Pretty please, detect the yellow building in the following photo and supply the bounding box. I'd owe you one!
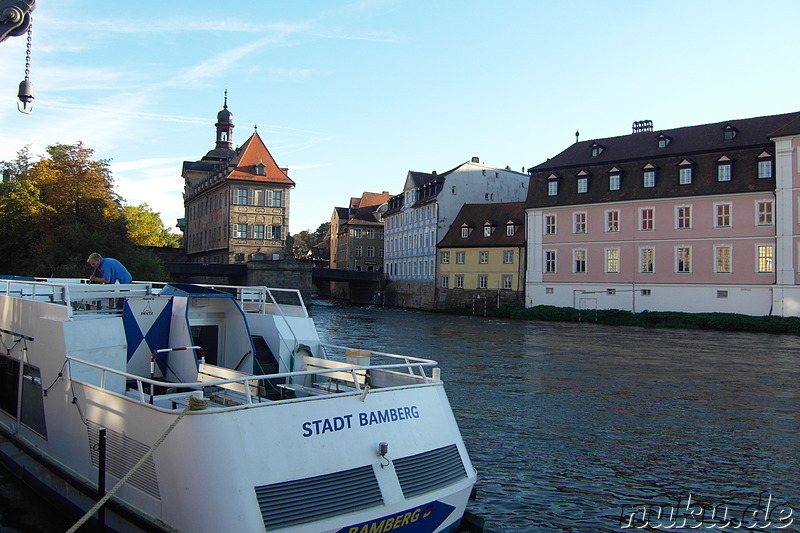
[436,202,526,310]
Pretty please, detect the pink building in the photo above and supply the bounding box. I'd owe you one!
[524,112,800,316]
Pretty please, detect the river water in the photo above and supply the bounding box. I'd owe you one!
[2,302,799,532]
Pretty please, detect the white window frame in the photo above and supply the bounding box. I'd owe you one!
[715,244,732,273]
[574,249,587,274]
[643,170,656,188]
[756,244,774,273]
[577,177,588,193]
[461,227,469,238]
[544,250,556,274]
[502,275,513,290]
[478,251,489,264]
[640,207,654,231]
[235,188,248,205]
[640,247,655,273]
[676,205,692,229]
[609,173,621,191]
[606,210,620,232]
[717,163,732,182]
[354,246,362,257]
[506,224,515,237]
[483,225,493,237]
[605,248,620,273]
[573,212,587,234]
[456,251,465,264]
[547,181,558,196]
[756,200,774,226]
[478,275,488,289]
[676,246,692,273]
[679,166,693,185]
[544,214,557,235]
[441,251,450,264]
[455,275,464,289]
[503,250,514,264]
[714,202,732,228]
[441,275,449,288]
[758,160,773,179]
[367,246,375,258]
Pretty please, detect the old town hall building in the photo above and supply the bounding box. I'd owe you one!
[180,95,295,263]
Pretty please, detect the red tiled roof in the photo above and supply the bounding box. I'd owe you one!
[226,132,295,186]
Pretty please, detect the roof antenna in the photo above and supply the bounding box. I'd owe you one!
[575,129,580,143]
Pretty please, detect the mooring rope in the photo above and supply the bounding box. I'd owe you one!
[65,399,201,533]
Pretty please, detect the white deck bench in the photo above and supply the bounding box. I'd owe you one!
[197,363,262,405]
[278,356,368,398]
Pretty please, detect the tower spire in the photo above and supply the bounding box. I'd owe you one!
[215,90,234,150]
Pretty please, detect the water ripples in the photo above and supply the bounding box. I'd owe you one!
[311,304,800,532]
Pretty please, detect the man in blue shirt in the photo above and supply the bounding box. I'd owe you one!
[87,253,133,284]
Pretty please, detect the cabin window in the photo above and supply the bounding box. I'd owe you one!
[0,354,47,438]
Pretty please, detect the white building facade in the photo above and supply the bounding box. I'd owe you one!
[384,158,529,309]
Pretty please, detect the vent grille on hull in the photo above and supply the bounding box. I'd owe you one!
[394,444,467,498]
[87,421,160,500]
[255,465,382,530]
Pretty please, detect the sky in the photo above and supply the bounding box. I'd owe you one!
[2,1,800,235]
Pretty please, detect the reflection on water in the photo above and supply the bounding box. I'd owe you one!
[310,303,800,532]
[3,302,799,532]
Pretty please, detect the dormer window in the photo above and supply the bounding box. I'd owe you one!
[678,160,693,185]
[590,143,604,157]
[546,173,559,196]
[608,167,621,191]
[577,170,589,193]
[722,125,738,141]
[461,225,472,238]
[255,162,266,176]
[506,223,516,237]
[657,134,671,148]
[717,156,732,182]
[757,152,773,178]
[483,223,494,237]
[643,163,656,188]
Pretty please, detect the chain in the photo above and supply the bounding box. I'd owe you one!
[24,22,31,80]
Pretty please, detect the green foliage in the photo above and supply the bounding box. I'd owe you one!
[1,143,175,279]
[0,180,54,273]
[292,222,330,256]
[121,247,171,282]
[472,305,800,336]
[122,203,180,247]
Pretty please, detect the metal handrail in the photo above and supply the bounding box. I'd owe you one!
[66,354,439,409]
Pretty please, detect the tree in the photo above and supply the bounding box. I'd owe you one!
[0,180,54,274]
[27,142,119,230]
[0,142,176,279]
[292,222,331,256]
[122,203,180,247]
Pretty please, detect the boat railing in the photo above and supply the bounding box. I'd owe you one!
[65,351,440,411]
[147,281,308,318]
[0,278,152,317]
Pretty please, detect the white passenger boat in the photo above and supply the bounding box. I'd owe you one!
[0,276,476,532]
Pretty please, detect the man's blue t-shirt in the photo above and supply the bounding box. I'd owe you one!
[100,257,132,284]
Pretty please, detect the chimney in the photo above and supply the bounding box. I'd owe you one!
[280,167,289,175]
[471,156,480,163]
[632,120,653,134]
